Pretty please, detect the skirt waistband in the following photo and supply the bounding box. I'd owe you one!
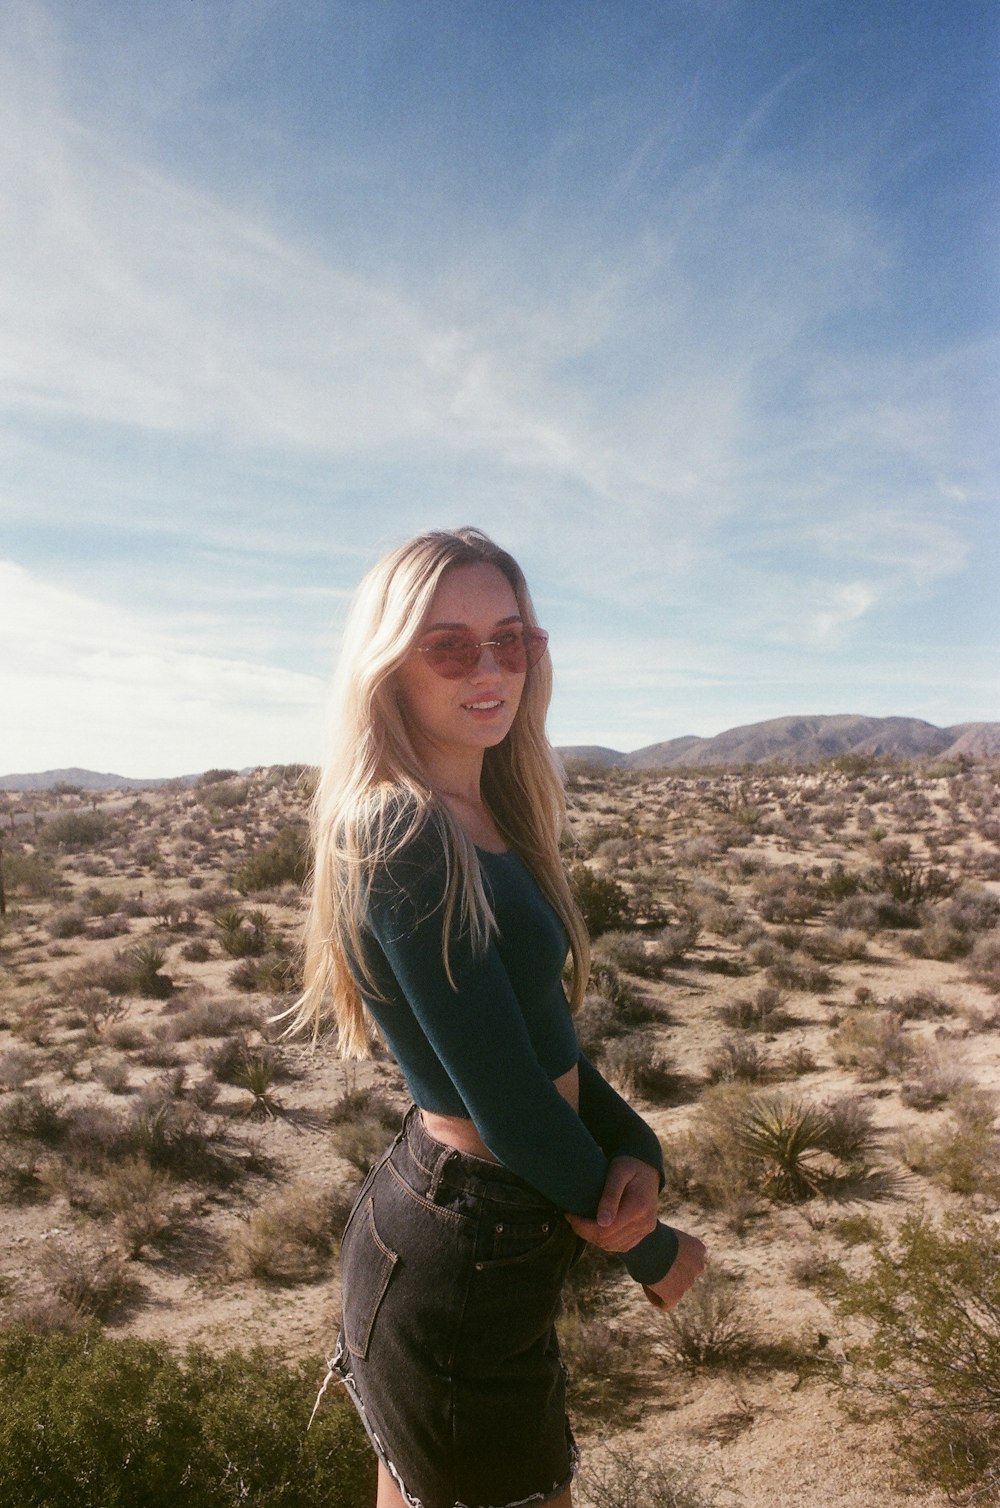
[396,1104,557,1215]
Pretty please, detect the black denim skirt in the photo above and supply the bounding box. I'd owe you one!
[322,1105,583,1508]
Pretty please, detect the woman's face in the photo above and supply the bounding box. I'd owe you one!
[394,563,527,766]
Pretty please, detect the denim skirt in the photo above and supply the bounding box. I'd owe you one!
[323,1106,583,1508]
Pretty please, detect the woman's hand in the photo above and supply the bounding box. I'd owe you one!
[565,1156,660,1252]
[641,1230,707,1311]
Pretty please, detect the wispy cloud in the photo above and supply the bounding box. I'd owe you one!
[1,561,326,773]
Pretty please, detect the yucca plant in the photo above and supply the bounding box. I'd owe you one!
[230,1050,284,1121]
[733,1094,832,1201]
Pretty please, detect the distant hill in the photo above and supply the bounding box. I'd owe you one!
[559,714,1000,772]
[0,767,200,793]
[3,716,998,791]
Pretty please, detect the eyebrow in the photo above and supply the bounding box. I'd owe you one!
[423,614,523,632]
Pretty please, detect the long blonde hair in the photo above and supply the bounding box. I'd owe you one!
[286,526,590,1055]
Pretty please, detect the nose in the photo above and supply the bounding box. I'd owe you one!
[469,642,503,679]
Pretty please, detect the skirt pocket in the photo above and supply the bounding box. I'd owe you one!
[342,1197,398,1360]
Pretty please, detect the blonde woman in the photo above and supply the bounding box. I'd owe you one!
[295,528,705,1508]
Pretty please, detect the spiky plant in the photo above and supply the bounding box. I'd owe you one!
[733,1094,832,1201]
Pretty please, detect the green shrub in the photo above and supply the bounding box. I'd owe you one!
[0,1327,374,1507]
[233,824,309,895]
[834,1212,1000,1502]
[569,865,631,937]
[38,812,117,851]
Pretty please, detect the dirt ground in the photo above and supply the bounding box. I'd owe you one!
[1,759,998,1506]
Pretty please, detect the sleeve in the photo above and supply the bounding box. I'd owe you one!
[365,829,678,1286]
[576,1052,666,1188]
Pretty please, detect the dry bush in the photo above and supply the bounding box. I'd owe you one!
[829,1010,913,1080]
[88,1155,184,1256]
[900,1045,972,1111]
[663,1268,754,1368]
[968,932,1000,993]
[705,1036,771,1085]
[39,1241,141,1320]
[557,1311,644,1418]
[0,1046,42,1090]
[581,1442,723,1508]
[228,1182,347,1282]
[898,1091,1000,1198]
[719,984,789,1032]
[601,1035,679,1104]
[328,1087,400,1174]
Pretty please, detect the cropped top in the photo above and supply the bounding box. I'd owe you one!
[356,818,679,1286]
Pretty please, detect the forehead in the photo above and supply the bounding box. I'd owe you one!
[425,562,519,625]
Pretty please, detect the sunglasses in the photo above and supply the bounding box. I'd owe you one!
[415,626,549,680]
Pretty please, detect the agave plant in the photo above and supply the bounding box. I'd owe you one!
[733,1093,832,1201]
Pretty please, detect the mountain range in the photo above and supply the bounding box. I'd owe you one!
[3,716,998,791]
[558,714,1000,771]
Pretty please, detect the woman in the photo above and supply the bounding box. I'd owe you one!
[293,527,705,1508]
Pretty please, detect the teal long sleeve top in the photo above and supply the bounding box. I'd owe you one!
[356,821,679,1286]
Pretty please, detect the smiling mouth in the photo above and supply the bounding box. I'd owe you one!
[462,699,503,711]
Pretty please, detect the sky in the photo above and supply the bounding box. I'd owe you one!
[1,0,997,777]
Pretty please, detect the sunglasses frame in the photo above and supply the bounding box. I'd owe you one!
[415,626,549,680]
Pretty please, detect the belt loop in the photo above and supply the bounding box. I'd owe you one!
[427,1146,452,1202]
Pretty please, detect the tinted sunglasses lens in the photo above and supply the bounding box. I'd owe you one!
[421,640,476,677]
[419,628,549,679]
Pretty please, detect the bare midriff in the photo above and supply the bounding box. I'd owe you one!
[420,1061,580,1163]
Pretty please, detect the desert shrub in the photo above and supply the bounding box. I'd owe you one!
[48,906,87,939]
[753,867,821,923]
[657,913,699,962]
[834,1211,1000,1502]
[215,905,270,958]
[2,850,60,898]
[230,952,300,994]
[228,1183,343,1283]
[830,893,884,933]
[228,1049,288,1121]
[200,777,250,816]
[593,931,659,978]
[556,1311,643,1417]
[0,1047,42,1090]
[887,987,952,1020]
[89,1156,182,1257]
[820,863,863,900]
[705,1036,770,1085]
[719,985,788,1032]
[328,1088,400,1174]
[829,1010,913,1080]
[0,1088,69,1146]
[820,1095,879,1167]
[38,811,117,851]
[171,997,261,1041]
[900,1049,971,1111]
[0,1327,374,1507]
[94,1059,131,1096]
[63,951,136,998]
[181,938,213,962]
[765,952,833,994]
[38,1242,140,1321]
[569,865,631,937]
[863,842,955,907]
[799,926,868,962]
[899,1092,1000,1197]
[581,1442,722,1508]
[601,1035,678,1103]
[782,1044,819,1076]
[968,932,1000,993]
[233,823,309,895]
[664,1268,754,1368]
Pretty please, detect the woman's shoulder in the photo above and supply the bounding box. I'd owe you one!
[354,785,446,873]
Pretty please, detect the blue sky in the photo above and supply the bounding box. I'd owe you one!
[1,0,996,776]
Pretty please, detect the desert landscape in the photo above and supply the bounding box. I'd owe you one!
[1,745,998,1506]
